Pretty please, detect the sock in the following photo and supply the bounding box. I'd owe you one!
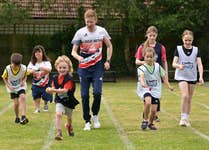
[181,113,187,120]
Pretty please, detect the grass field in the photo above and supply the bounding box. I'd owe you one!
[0,79,209,150]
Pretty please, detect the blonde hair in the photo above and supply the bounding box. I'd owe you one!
[182,29,194,38]
[84,9,97,21]
[142,26,158,55]
[143,47,156,64]
[54,55,73,74]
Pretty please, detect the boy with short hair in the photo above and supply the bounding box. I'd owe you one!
[2,53,29,124]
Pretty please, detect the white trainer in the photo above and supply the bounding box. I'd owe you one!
[184,119,191,127]
[34,109,40,114]
[83,122,91,131]
[93,115,101,128]
[179,119,186,126]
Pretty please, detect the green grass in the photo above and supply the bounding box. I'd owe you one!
[0,79,209,150]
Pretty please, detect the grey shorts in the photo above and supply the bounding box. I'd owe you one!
[56,103,73,117]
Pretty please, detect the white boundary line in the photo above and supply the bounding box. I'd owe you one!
[0,102,13,116]
[0,90,31,116]
[194,101,209,110]
[102,96,135,150]
[166,91,209,141]
[161,109,209,141]
[42,118,56,150]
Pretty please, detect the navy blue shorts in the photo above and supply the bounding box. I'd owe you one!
[178,80,196,84]
[10,89,26,99]
[31,84,52,102]
[143,93,159,105]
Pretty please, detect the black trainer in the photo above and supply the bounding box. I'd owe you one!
[148,124,157,130]
[15,117,20,123]
[141,120,148,130]
[20,117,29,125]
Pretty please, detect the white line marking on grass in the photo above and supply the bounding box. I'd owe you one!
[194,101,209,110]
[102,97,135,150]
[133,89,209,141]
[0,91,31,116]
[42,118,56,150]
[165,91,209,141]
[161,109,209,142]
[0,102,13,116]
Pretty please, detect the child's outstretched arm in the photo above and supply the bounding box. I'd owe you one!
[139,74,147,88]
[162,75,174,91]
[46,87,68,94]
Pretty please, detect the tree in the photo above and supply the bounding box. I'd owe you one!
[94,0,209,74]
[0,1,28,24]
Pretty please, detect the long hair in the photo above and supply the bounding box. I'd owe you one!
[142,26,158,56]
[30,45,50,65]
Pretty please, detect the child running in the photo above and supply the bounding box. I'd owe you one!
[27,45,52,113]
[137,47,173,130]
[172,29,204,127]
[135,25,168,122]
[46,55,79,140]
[2,53,29,124]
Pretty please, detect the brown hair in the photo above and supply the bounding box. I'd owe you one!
[11,53,23,65]
[84,9,97,21]
[54,55,73,74]
[142,26,158,56]
[30,45,50,65]
[182,29,194,39]
[143,47,156,64]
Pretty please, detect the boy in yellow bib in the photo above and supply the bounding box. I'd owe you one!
[2,53,29,125]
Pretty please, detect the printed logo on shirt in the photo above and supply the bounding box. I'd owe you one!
[146,80,157,87]
[182,62,193,70]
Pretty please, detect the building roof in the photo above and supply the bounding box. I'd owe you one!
[11,0,95,19]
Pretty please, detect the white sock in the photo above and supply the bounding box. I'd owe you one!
[181,113,187,120]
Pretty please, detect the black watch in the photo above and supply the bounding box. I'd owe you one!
[106,60,110,63]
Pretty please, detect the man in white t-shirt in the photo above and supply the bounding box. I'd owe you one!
[71,9,113,131]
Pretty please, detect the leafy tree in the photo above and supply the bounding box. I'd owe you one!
[94,0,209,74]
[0,1,28,24]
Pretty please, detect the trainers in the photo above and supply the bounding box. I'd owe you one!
[34,109,40,113]
[20,117,29,125]
[15,117,20,123]
[154,115,160,122]
[43,105,48,112]
[83,122,91,131]
[65,123,74,137]
[179,119,186,127]
[92,115,101,128]
[55,131,63,140]
[180,119,191,127]
[148,124,157,130]
[141,120,148,130]
[185,119,191,127]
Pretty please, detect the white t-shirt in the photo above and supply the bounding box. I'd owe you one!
[71,25,111,68]
[27,61,52,87]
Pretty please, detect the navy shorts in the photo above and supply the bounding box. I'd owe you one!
[31,84,52,102]
[10,89,26,99]
[178,80,196,84]
[143,93,159,105]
